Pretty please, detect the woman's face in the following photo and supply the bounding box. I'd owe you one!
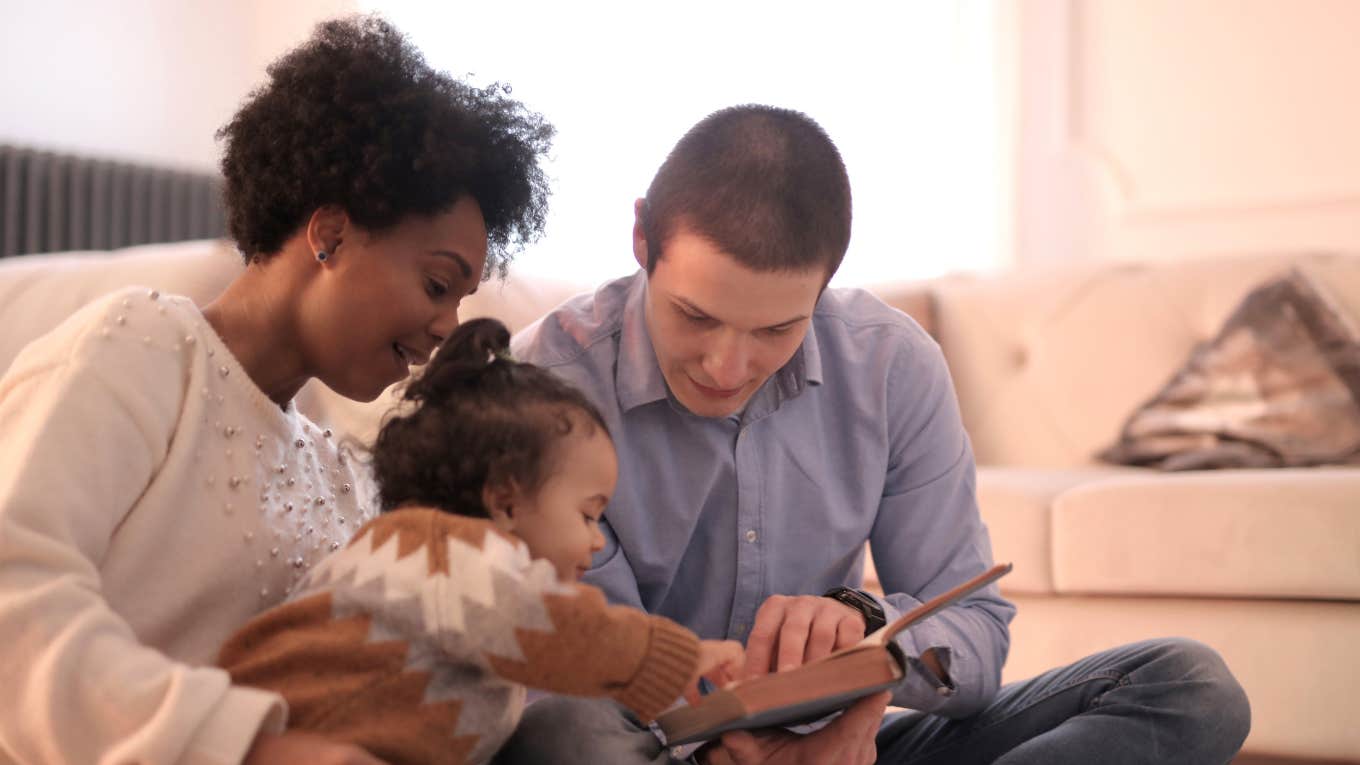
[301,195,490,402]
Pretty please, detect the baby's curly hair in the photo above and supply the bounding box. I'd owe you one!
[372,318,610,517]
[217,15,553,276]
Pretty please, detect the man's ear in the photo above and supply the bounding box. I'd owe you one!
[482,481,518,533]
[305,205,347,260]
[632,198,649,272]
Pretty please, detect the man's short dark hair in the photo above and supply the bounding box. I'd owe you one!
[641,104,852,279]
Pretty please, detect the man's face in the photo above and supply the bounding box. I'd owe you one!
[638,223,825,418]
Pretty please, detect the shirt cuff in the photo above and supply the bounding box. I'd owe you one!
[873,593,958,711]
[868,590,902,629]
[180,685,287,765]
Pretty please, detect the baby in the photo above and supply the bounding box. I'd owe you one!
[219,318,742,764]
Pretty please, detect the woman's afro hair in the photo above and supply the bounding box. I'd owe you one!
[217,15,554,276]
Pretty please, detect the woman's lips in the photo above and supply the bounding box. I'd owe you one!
[392,343,431,367]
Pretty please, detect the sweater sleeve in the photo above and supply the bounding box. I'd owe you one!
[0,307,284,764]
[433,527,700,723]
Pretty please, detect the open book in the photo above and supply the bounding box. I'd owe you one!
[657,562,1013,746]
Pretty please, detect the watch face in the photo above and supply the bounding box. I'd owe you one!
[852,590,881,614]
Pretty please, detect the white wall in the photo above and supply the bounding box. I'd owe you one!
[2,1,1014,285]
[1016,0,1360,265]
[376,0,1014,287]
[0,0,358,171]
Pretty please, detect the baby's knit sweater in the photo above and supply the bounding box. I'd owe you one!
[219,507,700,765]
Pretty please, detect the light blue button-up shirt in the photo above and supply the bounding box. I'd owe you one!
[512,271,1014,716]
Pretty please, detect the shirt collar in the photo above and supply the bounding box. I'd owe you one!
[616,274,671,412]
[746,304,824,422]
[614,273,827,415]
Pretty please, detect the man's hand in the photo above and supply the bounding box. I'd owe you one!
[243,730,389,765]
[685,639,746,705]
[698,691,890,765]
[742,595,866,680]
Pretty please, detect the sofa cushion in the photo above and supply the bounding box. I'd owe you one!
[1050,467,1360,600]
[975,466,1135,594]
[931,251,1360,467]
[0,240,243,375]
[1099,268,1360,469]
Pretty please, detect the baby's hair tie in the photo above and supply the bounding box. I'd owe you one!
[494,348,516,363]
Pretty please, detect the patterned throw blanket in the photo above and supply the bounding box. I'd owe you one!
[1100,268,1360,470]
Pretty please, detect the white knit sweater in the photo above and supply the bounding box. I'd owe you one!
[0,287,374,765]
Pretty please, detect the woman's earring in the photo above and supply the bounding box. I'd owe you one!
[316,250,329,263]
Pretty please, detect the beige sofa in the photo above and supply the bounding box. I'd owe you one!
[918,252,1360,763]
[1,242,1355,762]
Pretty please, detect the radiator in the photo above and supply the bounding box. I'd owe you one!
[0,145,226,259]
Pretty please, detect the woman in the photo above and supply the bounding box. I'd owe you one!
[0,16,551,765]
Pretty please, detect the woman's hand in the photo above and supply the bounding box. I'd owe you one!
[243,730,390,765]
[685,639,747,704]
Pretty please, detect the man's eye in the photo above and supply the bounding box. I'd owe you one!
[426,278,449,299]
[763,325,793,336]
[681,310,711,325]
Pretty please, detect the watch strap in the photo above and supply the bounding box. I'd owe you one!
[822,586,887,634]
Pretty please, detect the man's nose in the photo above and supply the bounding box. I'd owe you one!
[703,332,749,389]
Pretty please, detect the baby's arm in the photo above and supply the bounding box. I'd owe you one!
[486,574,744,722]
[423,518,742,722]
[222,511,734,732]
[443,546,703,723]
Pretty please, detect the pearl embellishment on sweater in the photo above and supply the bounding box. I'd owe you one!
[88,289,371,614]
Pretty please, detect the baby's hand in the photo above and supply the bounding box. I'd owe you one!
[686,639,746,705]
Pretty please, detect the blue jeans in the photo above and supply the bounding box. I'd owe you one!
[495,638,1250,765]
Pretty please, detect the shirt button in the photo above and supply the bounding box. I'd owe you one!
[744,529,758,543]
[671,747,685,758]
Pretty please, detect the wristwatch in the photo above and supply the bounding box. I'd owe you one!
[822,586,887,634]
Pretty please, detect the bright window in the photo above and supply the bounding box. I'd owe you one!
[372,1,1009,287]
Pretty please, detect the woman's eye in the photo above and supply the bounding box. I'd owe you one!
[425,277,449,299]
[763,325,792,336]
[682,311,711,325]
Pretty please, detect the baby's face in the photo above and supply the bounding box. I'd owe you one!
[511,424,617,581]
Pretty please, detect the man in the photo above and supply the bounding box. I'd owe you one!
[501,105,1249,765]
